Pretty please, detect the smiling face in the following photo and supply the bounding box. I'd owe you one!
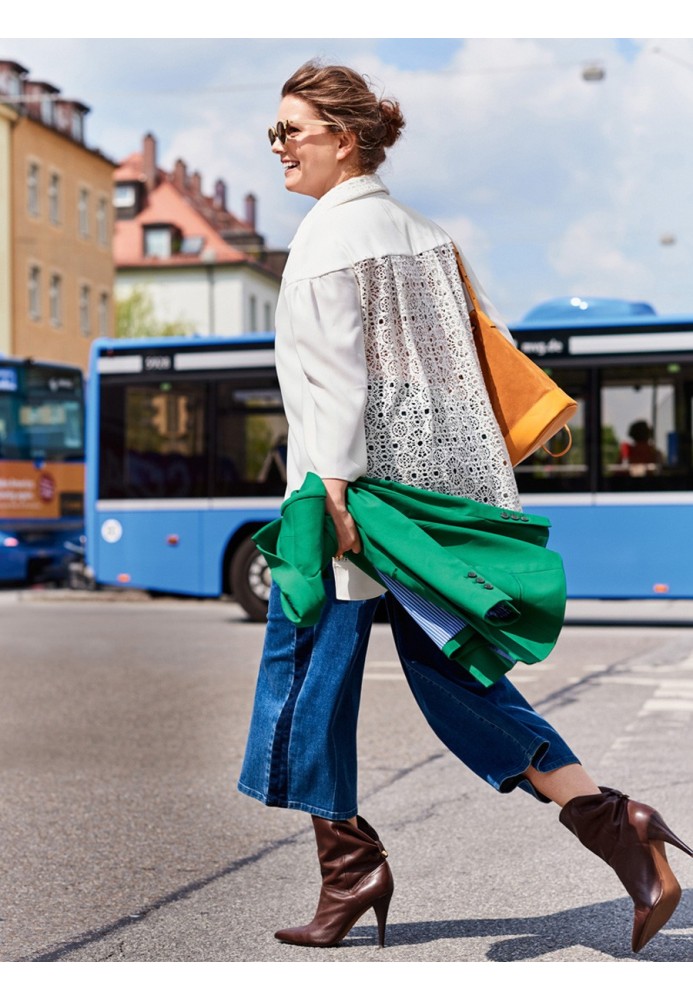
[271,95,359,200]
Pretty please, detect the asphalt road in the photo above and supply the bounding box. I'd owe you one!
[1,589,692,965]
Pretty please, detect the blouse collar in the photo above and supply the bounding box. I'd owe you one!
[289,174,389,247]
[317,173,389,209]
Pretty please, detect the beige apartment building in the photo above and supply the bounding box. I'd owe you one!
[1,59,115,370]
[0,101,18,355]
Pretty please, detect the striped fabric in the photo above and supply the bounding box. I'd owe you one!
[378,571,516,668]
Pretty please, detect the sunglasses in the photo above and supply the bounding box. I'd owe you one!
[268,119,335,146]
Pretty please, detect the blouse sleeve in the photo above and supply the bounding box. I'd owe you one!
[283,267,369,482]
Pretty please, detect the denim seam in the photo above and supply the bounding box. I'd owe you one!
[325,622,369,814]
[265,622,314,806]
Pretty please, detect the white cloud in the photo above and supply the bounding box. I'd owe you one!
[6,37,693,320]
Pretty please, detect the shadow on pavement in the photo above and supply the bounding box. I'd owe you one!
[338,890,693,961]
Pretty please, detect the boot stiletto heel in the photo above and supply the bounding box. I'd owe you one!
[373,891,392,948]
[648,812,693,857]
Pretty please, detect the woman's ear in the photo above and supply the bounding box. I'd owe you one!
[336,130,358,162]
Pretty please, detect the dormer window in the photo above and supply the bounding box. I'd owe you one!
[143,224,181,259]
[180,235,205,255]
[0,60,27,104]
[114,182,143,220]
[54,98,89,145]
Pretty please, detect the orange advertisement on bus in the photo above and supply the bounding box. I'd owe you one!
[0,460,84,520]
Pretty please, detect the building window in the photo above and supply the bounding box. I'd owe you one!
[48,172,61,225]
[249,295,257,332]
[78,188,89,238]
[96,196,108,245]
[98,292,109,337]
[79,284,91,336]
[263,302,272,331]
[143,225,179,259]
[28,265,41,320]
[49,274,62,327]
[114,182,142,220]
[70,108,85,143]
[40,96,54,127]
[27,162,40,217]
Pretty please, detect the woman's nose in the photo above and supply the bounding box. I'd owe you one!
[271,136,285,153]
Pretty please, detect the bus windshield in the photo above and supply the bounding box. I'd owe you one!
[0,364,84,462]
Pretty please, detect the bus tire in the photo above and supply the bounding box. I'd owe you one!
[230,536,271,622]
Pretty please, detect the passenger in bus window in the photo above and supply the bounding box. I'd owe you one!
[620,420,664,476]
[237,61,692,954]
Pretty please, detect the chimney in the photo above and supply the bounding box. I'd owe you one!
[143,132,157,192]
[213,179,227,212]
[190,170,202,197]
[173,158,187,189]
[245,192,257,231]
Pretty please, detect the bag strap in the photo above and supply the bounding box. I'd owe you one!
[543,425,573,459]
[453,246,483,318]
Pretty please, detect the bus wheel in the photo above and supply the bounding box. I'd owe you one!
[230,536,271,621]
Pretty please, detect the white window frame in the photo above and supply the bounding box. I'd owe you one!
[49,273,63,328]
[28,264,41,320]
[96,195,108,245]
[48,171,61,226]
[78,187,90,238]
[27,161,40,217]
[79,283,91,336]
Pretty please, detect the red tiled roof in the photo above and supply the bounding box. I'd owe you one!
[114,150,265,270]
[114,177,256,267]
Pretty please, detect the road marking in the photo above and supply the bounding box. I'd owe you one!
[366,674,406,681]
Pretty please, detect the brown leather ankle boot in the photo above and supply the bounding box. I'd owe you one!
[559,786,693,952]
[274,814,394,947]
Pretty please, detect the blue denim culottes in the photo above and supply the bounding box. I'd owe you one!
[237,577,579,820]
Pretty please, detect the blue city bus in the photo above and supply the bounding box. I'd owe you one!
[86,335,283,618]
[513,298,693,601]
[86,305,693,618]
[1,356,85,584]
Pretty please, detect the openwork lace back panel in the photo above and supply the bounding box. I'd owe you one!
[354,242,520,510]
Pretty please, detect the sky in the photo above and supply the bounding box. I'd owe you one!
[4,21,693,325]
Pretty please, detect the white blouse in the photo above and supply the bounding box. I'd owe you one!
[274,174,520,597]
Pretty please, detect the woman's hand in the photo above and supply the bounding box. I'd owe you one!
[322,478,362,558]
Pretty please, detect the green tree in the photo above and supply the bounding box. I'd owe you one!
[115,287,194,339]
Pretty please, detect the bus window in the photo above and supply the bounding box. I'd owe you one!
[600,366,682,488]
[213,381,288,497]
[100,381,208,499]
[513,373,589,492]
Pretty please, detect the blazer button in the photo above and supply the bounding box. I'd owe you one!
[501,512,510,519]
[467,571,477,578]
[475,577,486,584]
[484,583,493,589]
[521,515,530,522]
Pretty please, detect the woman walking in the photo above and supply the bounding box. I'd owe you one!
[238,60,692,952]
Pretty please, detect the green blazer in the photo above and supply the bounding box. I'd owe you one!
[253,473,566,687]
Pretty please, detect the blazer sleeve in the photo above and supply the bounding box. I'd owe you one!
[283,268,369,482]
